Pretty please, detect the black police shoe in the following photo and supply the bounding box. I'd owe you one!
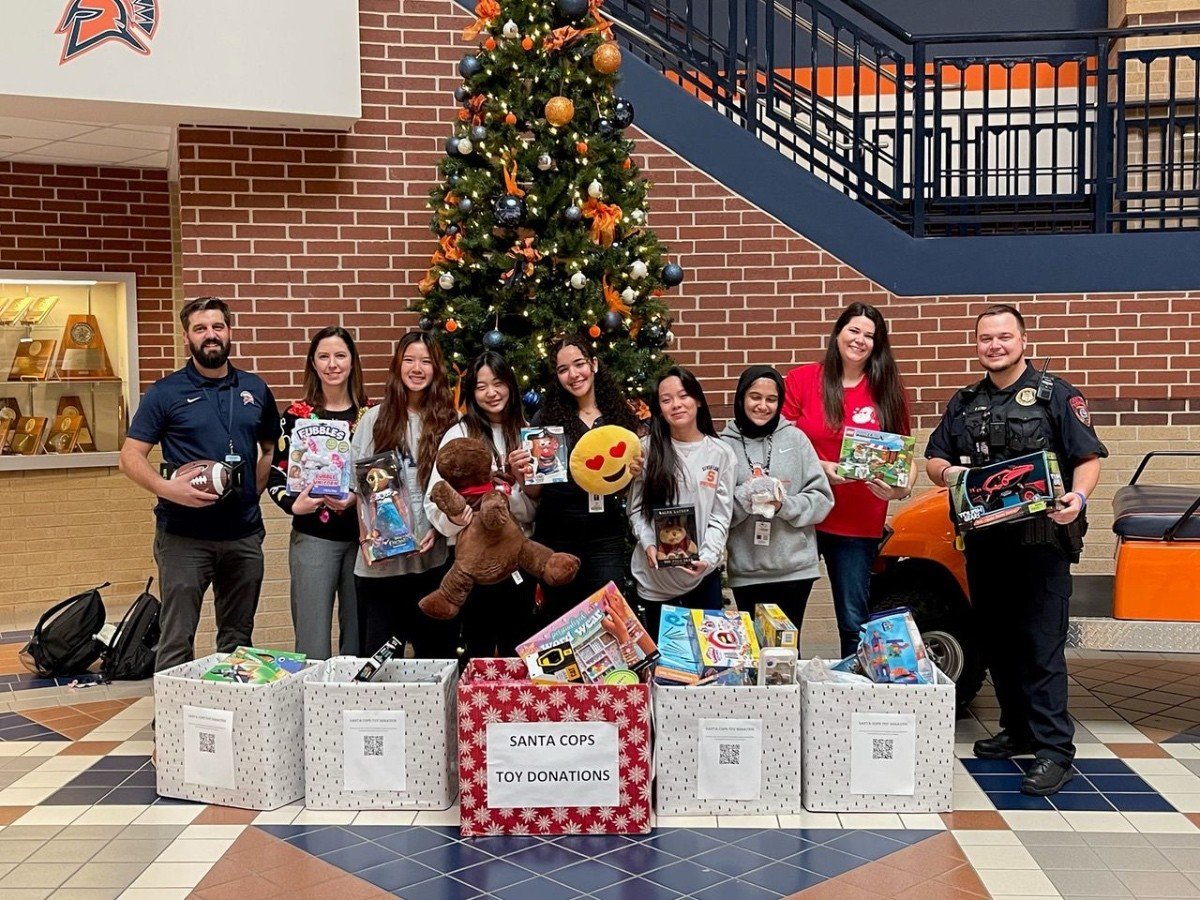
[973,731,1037,759]
[1021,758,1074,796]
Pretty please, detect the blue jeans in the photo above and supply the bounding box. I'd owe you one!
[817,532,879,658]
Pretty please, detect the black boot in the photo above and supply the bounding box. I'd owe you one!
[1021,758,1074,796]
[973,731,1037,760]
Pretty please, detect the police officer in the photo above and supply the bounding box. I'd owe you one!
[120,296,281,672]
[925,304,1106,796]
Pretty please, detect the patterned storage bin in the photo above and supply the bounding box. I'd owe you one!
[303,657,458,810]
[801,666,956,812]
[154,653,317,810]
[653,683,802,816]
[457,658,652,837]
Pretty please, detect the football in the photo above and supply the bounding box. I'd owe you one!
[172,459,234,497]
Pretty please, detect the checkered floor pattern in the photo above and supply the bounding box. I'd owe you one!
[4,642,1200,897]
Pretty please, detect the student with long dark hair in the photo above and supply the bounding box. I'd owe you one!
[628,366,736,638]
[269,326,370,659]
[525,335,644,622]
[721,365,833,650]
[351,331,459,658]
[425,351,536,658]
[783,302,914,657]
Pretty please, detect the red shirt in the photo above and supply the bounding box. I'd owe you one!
[782,362,907,539]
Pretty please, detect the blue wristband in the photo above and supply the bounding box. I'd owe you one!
[1072,491,1087,508]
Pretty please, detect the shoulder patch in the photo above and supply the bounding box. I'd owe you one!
[1069,395,1092,427]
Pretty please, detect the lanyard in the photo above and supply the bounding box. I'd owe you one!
[739,433,772,475]
[203,379,237,456]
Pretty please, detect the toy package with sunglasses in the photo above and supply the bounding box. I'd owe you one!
[354,450,418,564]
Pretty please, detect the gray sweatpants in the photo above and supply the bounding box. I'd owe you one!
[288,530,358,659]
[153,527,265,672]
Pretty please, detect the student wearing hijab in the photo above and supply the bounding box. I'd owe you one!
[721,366,834,645]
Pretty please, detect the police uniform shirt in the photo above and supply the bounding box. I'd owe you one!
[128,359,282,540]
[925,361,1108,492]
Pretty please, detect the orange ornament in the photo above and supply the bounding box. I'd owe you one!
[545,96,575,127]
[504,112,517,125]
[575,141,588,155]
[593,41,622,74]
[521,36,534,51]
[445,318,459,333]
[621,157,631,169]
[588,324,602,338]
[458,109,469,121]
[484,37,496,51]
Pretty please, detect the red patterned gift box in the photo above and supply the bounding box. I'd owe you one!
[457,658,652,837]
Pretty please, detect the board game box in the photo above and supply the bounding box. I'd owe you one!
[653,604,703,685]
[521,425,568,484]
[201,646,307,684]
[836,427,916,487]
[287,418,353,498]
[949,450,1063,533]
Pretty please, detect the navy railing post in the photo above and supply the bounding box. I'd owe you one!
[912,41,927,237]
[727,0,740,107]
[744,0,760,136]
[1093,37,1114,233]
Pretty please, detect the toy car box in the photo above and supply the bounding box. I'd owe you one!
[949,450,1063,533]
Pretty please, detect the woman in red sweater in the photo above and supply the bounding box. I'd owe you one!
[783,302,914,657]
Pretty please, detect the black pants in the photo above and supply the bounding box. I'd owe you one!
[354,562,460,660]
[732,579,815,652]
[965,533,1075,765]
[640,570,724,640]
[534,535,628,626]
[461,571,538,661]
[153,527,265,672]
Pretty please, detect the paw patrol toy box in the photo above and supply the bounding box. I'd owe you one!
[949,450,1063,534]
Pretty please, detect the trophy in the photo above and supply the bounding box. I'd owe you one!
[55,315,115,379]
[0,297,33,327]
[19,296,58,326]
[45,413,83,453]
[8,339,57,381]
[10,416,47,455]
[0,398,18,453]
[56,396,96,452]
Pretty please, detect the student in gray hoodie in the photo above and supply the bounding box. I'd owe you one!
[721,366,834,647]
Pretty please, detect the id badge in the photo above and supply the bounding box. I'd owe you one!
[588,493,604,513]
[754,520,771,547]
[512,571,524,585]
[224,454,242,467]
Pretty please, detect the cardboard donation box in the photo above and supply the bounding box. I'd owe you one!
[653,683,802,815]
[457,658,652,836]
[303,658,458,810]
[801,665,955,812]
[154,654,317,809]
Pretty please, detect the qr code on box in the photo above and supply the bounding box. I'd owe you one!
[363,734,384,757]
[200,732,215,754]
[872,738,894,760]
[719,743,741,766]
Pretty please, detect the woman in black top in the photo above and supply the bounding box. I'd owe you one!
[268,326,369,659]
[524,334,643,623]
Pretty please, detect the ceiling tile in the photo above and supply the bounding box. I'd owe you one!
[78,127,172,151]
[0,117,100,141]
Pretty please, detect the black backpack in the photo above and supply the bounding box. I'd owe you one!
[20,583,108,677]
[101,578,161,682]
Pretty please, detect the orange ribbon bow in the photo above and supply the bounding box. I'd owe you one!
[602,274,630,316]
[502,159,526,198]
[418,269,439,295]
[582,197,622,246]
[505,237,542,277]
[463,0,500,40]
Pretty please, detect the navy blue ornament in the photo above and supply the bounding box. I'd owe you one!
[445,136,461,155]
[565,205,583,222]
[459,55,482,78]
[661,263,685,286]
[556,0,589,22]
[613,98,635,129]
[458,197,474,213]
[642,323,666,347]
[454,86,470,103]
[470,125,487,142]
[602,310,624,334]
[483,328,505,350]
[419,316,434,331]
[448,173,461,185]
[523,388,542,410]
[493,194,526,227]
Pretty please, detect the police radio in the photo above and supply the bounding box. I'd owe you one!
[1035,357,1055,404]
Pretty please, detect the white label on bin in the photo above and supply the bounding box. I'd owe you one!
[182,705,235,790]
[343,710,406,792]
[486,721,619,809]
[850,712,916,795]
[697,718,763,800]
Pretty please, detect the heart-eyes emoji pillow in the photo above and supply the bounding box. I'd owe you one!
[569,425,642,495]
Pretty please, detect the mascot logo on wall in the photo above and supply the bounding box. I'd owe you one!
[57,0,158,64]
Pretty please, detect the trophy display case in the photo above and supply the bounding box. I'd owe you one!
[0,275,137,468]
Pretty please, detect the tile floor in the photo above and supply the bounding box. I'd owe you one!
[4,639,1200,897]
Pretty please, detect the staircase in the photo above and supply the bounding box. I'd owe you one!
[603,0,1200,236]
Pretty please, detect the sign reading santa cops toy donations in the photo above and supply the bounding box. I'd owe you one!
[487,722,619,808]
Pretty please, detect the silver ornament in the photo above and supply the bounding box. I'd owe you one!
[587,180,603,199]
[438,272,455,290]
[537,154,553,171]
[621,287,636,304]
[457,138,474,155]
[502,20,519,38]
[629,260,648,280]
[570,272,588,289]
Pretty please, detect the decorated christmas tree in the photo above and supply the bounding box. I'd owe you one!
[414,0,684,406]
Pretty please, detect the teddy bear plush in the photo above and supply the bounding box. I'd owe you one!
[418,438,580,619]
